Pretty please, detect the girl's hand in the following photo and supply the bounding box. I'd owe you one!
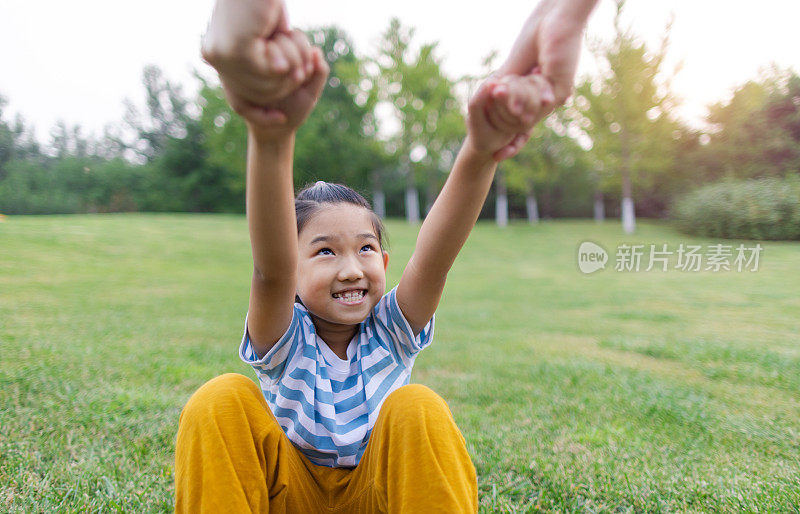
[465,73,554,161]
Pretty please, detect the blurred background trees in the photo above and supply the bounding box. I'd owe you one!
[1,7,798,239]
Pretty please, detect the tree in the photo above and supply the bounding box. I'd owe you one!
[574,0,681,231]
[197,26,385,213]
[197,76,249,208]
[122,65,192,163]
[699,66,800,181]
[369,18,463,223]
[504,114,592,222]
[294,27,386,197]
[0,96,41,177]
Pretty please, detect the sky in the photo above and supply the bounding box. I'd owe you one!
[1,0,799,143]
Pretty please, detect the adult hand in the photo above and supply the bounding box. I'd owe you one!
[247,43,330,140]
[201,0,312,111]
[497,0,598,107]
[467,74,552,161]
[489,0,597,158]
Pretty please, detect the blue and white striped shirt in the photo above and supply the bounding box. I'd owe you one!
[239,285,435,468]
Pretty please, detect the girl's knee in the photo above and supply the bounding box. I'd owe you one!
[179,373,262,426]
[382,384,452,421]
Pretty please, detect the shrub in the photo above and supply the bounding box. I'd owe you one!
[672,175,800,240]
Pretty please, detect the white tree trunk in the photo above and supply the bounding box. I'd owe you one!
[594,192,605,222]
[495,169,508,227]
[405,186,419,224]
[622,196,636,234]
[373,189,385,219]
[526,194,539,223]
[496,192,508,227]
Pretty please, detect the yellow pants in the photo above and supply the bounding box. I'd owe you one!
[174,373,478,513]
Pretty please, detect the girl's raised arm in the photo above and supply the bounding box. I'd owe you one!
[395,143,498,337]
[239,41,329,358]
[246,134,299,358]
[397,76,551,336]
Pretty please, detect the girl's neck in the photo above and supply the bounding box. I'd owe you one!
[309,313,359,360]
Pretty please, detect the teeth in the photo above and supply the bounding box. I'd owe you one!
[334,290,365,302]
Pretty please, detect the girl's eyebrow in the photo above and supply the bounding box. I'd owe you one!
[309,233,377,245]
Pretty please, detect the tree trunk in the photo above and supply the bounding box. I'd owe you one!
[371,169,385,219]
[620,132,636,234]
[373,189,386,220]
[495,168,508,227]
[525,178,539,223]
[402,160,419,224]
[593,190,605,222]
[405,186,419,224]
[425,168,438,216]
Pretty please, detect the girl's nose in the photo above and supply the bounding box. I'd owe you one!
[338,255,365,281]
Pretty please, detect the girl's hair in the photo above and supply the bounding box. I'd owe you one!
[295,181,387,250]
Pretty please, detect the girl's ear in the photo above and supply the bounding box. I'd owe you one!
[382,250,389,271]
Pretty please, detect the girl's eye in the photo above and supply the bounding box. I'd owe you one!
[361,245,375,253]
[317,248,334,256]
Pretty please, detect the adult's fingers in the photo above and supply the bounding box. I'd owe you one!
[263,38,289,74]
[272,33,306,83]
[485,97,518,134]
[289,29,315,77]
[491,83,524,128]
[505,73,556,126]
[527,73,556,113]
[304,47,330,100]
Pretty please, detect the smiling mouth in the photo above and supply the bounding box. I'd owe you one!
[332,290,366,304]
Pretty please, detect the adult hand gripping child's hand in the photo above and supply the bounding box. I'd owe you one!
[202,0,316,126]
[243,33,329,140]
[465,72,553,162]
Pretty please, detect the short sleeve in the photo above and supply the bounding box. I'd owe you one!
[239,305,303,382]
[374,286,435,361]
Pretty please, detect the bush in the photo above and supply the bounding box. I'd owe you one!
[672,175,800,240]
[0,157,147,214]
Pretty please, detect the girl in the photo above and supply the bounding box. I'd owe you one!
[176,30,552,513]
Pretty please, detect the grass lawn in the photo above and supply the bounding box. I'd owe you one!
[1,214,799,512]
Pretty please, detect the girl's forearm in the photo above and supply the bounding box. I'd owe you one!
[246,132,298,282]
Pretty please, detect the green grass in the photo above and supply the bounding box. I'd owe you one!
[2,214,799,512]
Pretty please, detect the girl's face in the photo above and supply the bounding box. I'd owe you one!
[296,203,389,328]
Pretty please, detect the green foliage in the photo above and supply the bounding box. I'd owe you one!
[369,19,464,198]
[0,156,144,214]
[697,67,800,181]
[0,95,41,176]
[672,176,800,240]
[504,116,595,218]
[123,65,192,163]
[197,78,248,205]
[572,0,683,216]
[294,27,387,194]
